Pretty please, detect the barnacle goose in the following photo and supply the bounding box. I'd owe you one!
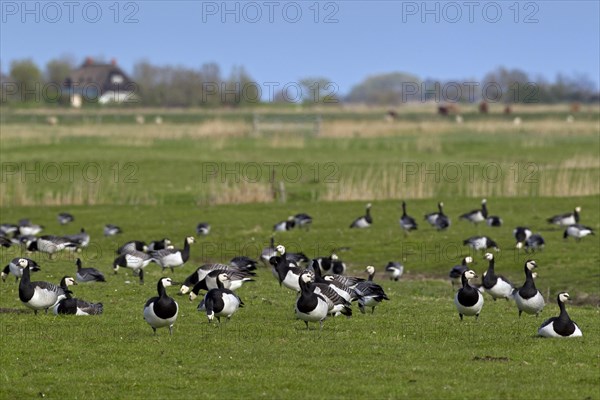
[64,228,90,248]
[311,261,357,303]
[294,213,313,230]
[53,283,103,316]
[230,256,258,271]
[57,212,75,225]
[75,258,106,283]
[150,236,195,272]
[460,199,488,224]
[538,292,582,338]
[425,202,450,230]
[350,203,372,228]
[486,216,503,227]
[312,254,347,275]
[481,253,513,301]
[198,273,244,323]
[180,264,229,294]
[188,269,255,301]
[353,266,389,314]
[514,260,545,317]
[147,238,171,251]
[547,207,580,226]
[513,227,533,248]
[2,257,41,282]
[116,240,148,254]
[274,216,296,232]
[563,224,594,241]
[272,245,304,292]
[454,269,484,320]
[19,263,75,314]
[143,278,179,335]
[310,280,353,317]
[525,234,545,252]
[113,250,154,284]
[449,256,473,288]
[27,235,78,256]
[295,270,330,330]
[196,223,211,236]
[0,223,18,236]
[385,262,404,281]
[399,201,418,232]
[103,224,122,236]
[463,236,499,252]
[18,219,44,236]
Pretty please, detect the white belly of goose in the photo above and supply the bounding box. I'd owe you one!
[156,253,183,268]
[515,292,545,315]
[26,288,64,310]
[486,279,513,300]
[296,297,329,322]
[353,218,370,228]
[282,271,301,292]
[144,302,179,329]
[218,293,241,318]
[538,321,582,338]
[454,292,484,316]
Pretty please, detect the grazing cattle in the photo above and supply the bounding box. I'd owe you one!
[479,101,488,113]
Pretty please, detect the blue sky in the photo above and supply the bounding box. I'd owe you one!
[1,1,599,95]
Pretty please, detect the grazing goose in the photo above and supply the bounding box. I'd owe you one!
[103,224,122,237]
[230,256,258,271]
[547,207,580,226]
[272,245,304,292]
[486,216,503,227]
[260,237,277,267]
[54,296,103,316]
[0,223,18,236]
[147,238,171,251]
[179,264,230,294]
[460,199,488,224]
[311,261,357,303]
[57,212,74,225]
[525,234,545,252]
[353,266,389,314]
[75,258,106,283]
[350,203,372,229]
[198,273,244,323]
[64,228,90,248]
[113,250,154,284]
[538,292,582,338]
[563,224,594,241]
[196,223,211,236]
[274,216,296,232]
[19,264,74,314]
[399,201,418,233]
[463,236,499,252]
[514,260,545,317]
[449,256,474,288]
[294,213,313,231]
[143,277,179,335]
[149,236,195,272]
[116,240,148,254]
[310,281,353,317]
[27,235,78,256]
[425,202,450,230]
[481,253,513,301]
[18,219,44,236]
[312,254,347,276]
[2,257,41,282]
[188,269,255,301]
[454,270,484,320]
[513,227,533,248]
[385,262,404,281]
[295,271,330,330]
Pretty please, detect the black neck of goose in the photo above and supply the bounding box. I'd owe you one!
[462,258,469,266]
[181,239,190,262]
[216,276,225,289]
[276,252,288,283]
[21,266,30,284]
[366,206,371,219]
[270,237,274,248]
[312,260,324,281]
[523,266,537,290]
[574,209,579,222]
[368,271,375,282]
[481,202,488,217]
[557,297,570,321]
[157,280,166,297]
[76,259,82,271]
[461,273,471,288]
[486,258,495,276]
[438,203,444,215]
[402,202,407,216]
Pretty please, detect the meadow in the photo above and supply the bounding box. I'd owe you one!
[0,105,599,399]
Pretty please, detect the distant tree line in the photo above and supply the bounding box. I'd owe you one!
[1,57,597,107]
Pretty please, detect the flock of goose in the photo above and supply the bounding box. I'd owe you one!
[1,200,593,338]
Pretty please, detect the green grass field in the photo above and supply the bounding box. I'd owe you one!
[1,107,599,399]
